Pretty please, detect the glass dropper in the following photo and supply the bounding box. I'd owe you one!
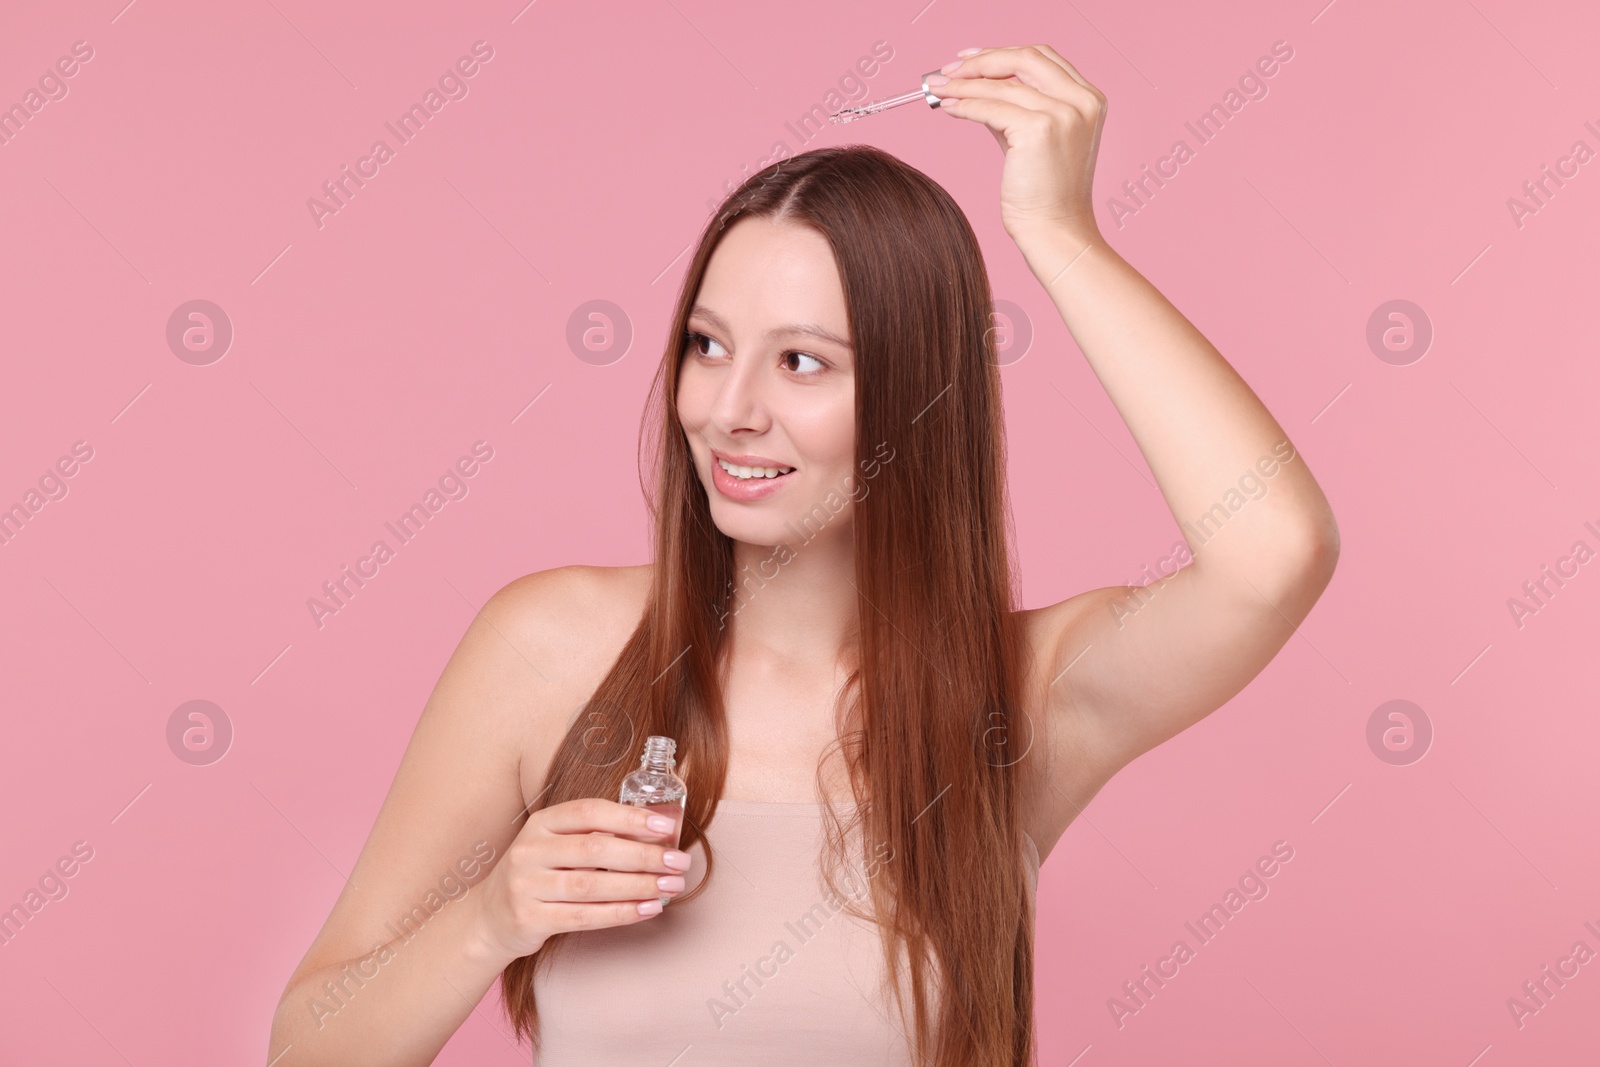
[829,69,946,125]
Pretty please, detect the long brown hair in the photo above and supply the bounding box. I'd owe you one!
[502,144,1038,1066]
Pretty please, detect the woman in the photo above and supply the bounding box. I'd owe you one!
[269,44,1339,1067]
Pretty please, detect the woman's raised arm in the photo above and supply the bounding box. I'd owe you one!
[934,45,1339,788]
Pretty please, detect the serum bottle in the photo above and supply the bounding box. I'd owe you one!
[618,735,688,906]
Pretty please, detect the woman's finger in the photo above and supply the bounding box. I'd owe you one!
[959,43,1097,95]
[936,91,1052,147]
[538,865,686,903]
[548,899,669,930]
[933,73,1063,118]
[538,796,677,840]
[946,45,1096,109]
[547,830,689,875]
[1025,43,1097,93]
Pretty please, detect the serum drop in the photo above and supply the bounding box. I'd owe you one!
[618,735,688,906]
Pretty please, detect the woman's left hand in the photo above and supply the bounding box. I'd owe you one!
[931,44,1107,248]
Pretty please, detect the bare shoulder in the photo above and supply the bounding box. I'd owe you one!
[1014,586,1130,861]
[273,562,653,1011]
[487,563,653,663]
[489,563,655,800]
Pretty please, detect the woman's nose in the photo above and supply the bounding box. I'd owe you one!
[707,359,770,433]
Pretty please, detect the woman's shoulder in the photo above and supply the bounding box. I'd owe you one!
[493,562,652,618]
[485,565,656,792]
[485,563,654,686]
[492,559,651,627]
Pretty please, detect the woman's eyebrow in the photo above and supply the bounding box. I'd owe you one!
[690,305,853,351]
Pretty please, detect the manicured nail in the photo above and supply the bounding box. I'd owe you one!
[926,72,951,86]
[646,814,674,832]
[638,899,663,915]
[956,47,984,57]
[657,875,686,892]
[939,59,962,75]
[663,851,692,870]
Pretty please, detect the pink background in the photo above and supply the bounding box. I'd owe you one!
[2,0,1597,1063]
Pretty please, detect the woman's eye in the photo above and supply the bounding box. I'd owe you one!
[784,351,826,375]
[685,331,825,376]
[686,331,727,358]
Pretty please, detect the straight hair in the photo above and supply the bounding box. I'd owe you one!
[501,144,1038,1067]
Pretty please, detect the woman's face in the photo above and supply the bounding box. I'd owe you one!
[676,216,858,548]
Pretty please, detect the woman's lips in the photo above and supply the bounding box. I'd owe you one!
[710,460,796,501]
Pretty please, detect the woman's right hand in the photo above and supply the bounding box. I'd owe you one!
[468,797,691,962]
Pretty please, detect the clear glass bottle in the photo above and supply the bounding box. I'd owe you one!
[618,735,688,906]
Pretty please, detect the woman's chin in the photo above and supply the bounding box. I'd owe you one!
[707,512,789,547]
[707,505,854,551]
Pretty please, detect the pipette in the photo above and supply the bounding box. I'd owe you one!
[829,69,947,125]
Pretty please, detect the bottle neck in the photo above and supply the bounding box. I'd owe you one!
[641,736,676,772]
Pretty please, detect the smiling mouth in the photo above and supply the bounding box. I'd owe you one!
[715,458,796,480]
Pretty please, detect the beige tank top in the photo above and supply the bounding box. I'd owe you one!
[530,798,1041,1066]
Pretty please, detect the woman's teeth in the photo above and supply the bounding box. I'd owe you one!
[717,459,795,480]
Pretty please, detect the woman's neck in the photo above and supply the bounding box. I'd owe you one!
[725,529,859,669]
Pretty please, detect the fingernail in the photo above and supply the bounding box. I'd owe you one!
[638,899,663,915]
[956,46,984,57]
[657,875,686,892]
[646,815,674,832]
[939,60,962,75]
[926,72,951,86]
[663,851,691,870]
